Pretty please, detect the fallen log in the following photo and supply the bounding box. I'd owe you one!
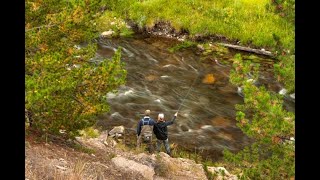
[218,43,273,57]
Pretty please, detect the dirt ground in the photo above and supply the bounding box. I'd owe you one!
[25,134,144,180]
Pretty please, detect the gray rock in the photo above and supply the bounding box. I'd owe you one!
[108,126,125,138]
[290,93,295,99]
[112,156,155,180]
[279,88,287,95]
[197,44,205,51]
[180,125,189,132]
[110,112,123,121]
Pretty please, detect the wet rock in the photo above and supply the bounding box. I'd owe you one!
[279,88,287,95]
[217,131,233,141]
[211,116,232,127]
[111,156,155,180]
[110,112,123,121]
[289,93,295,99]
[197,44,205,51]
[202,74,216,84]
[145,75,158,81]
[101,30,114,38]
[180,125,189,132]
[237,86,244,97]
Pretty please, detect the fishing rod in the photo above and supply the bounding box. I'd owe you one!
[135,74,200,116]
[177,74,199,112]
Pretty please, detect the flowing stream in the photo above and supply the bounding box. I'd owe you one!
[94,34,295,161]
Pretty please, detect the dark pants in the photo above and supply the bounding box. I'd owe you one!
[156,139,171,156]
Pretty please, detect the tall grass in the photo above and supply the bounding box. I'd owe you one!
[105,0,294,51]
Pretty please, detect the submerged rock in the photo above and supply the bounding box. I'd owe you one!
[237,87,244,97]
[145,75,158,81]
[202,74,216,84]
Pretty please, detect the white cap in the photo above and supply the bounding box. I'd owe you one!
[158,113,164,120]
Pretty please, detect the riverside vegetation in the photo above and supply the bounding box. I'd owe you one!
[26,0,295,179]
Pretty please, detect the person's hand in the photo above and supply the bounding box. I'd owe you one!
[174,112,178,116]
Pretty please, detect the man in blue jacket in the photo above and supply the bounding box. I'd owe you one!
[153,112,178,156]
[136,109,156,152]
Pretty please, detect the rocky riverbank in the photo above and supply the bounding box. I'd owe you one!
[25,126,239,180]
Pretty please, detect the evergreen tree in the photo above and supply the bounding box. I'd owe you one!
[225,54,295,179]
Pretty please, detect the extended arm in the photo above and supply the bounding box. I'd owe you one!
[164,112,178,126]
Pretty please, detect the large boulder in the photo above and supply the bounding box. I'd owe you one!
[111,156,155,180]
[121,152,208,179]
[108,125,125,138]
[154,152,207,179]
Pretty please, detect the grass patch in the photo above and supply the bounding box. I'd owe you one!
[203,163,217,180]
[72,143,96,154]
[72,159,87,178]
[168,40,197,52]
[78,127,100,139]
[116,141,131,151]
[107,0,294,51]
[172,146,203,163]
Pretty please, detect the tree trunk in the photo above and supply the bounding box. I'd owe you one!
[218,43,273,57]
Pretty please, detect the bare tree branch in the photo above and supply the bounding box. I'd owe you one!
[218,43,274,57]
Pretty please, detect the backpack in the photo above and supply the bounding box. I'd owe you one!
[141,117,153,142]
